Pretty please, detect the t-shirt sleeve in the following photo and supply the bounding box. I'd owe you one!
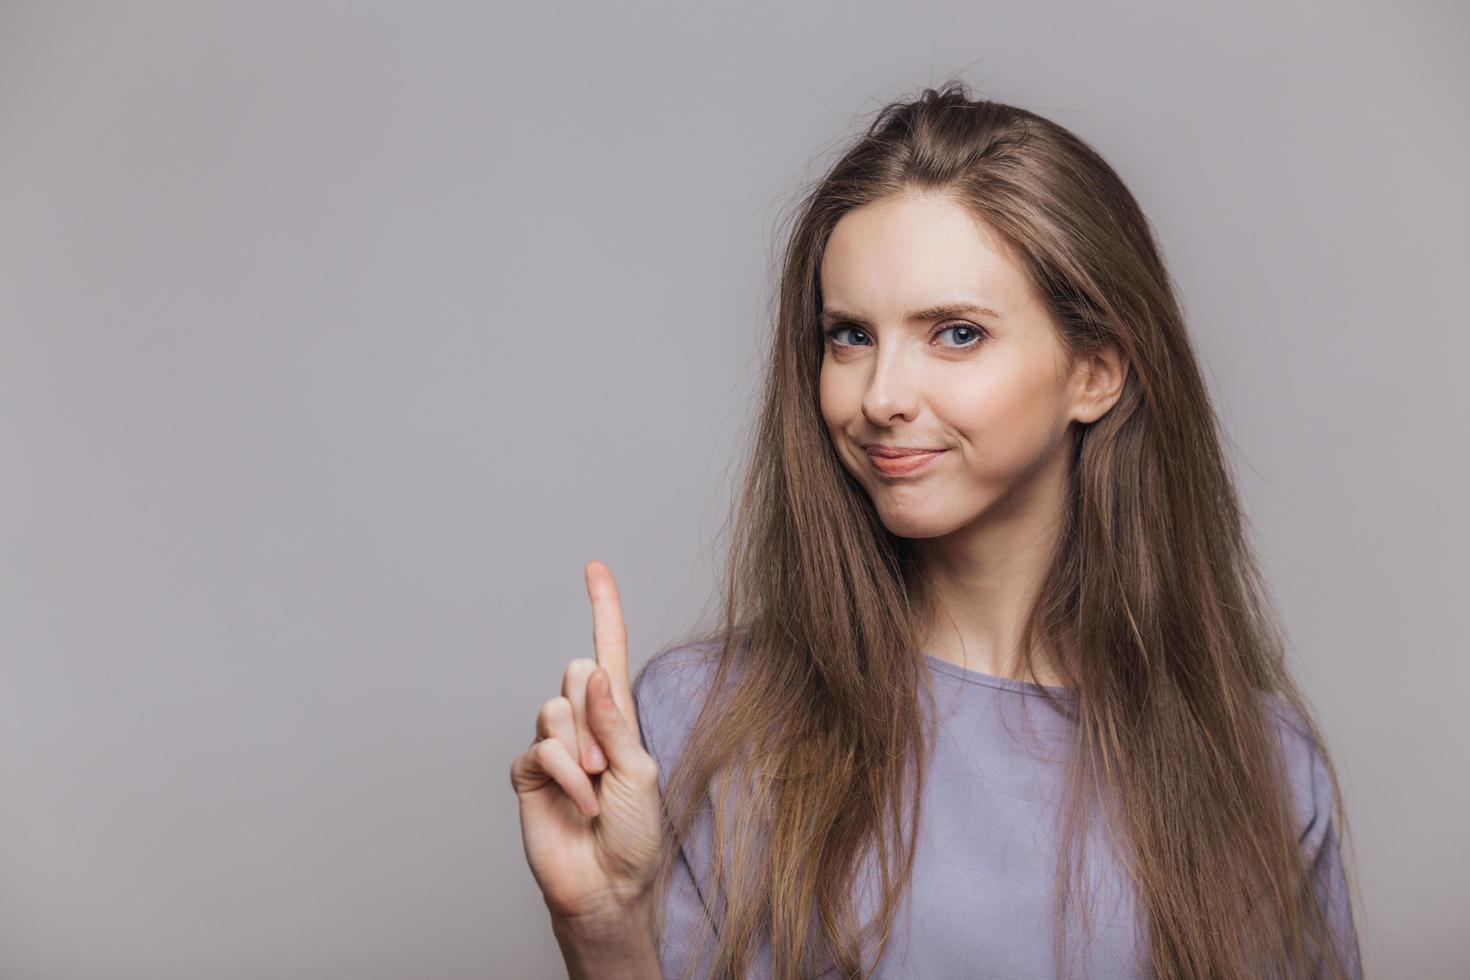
[1270,696,1364,980]
[632,643,724,979]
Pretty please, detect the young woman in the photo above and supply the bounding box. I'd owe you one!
[511,82,1363,979]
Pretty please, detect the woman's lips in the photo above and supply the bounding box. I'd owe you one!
[865,448,948,476]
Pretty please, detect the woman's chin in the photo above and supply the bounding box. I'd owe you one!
[876,509,960,540]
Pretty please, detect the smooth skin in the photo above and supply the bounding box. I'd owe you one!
[510,560,663,977]
[818,190,1129,685]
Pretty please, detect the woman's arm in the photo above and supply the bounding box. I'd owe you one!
[1300,742,1363,980]
[550,900,661,980]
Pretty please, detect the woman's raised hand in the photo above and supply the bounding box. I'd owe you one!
[510,560,663,927]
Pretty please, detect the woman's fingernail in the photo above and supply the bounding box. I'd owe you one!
[588,743,606,768]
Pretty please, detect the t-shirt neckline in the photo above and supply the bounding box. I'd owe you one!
[921,652,1076,698]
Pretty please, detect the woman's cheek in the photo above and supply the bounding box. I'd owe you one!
[939,388,1031,480]
[817,371,847,432]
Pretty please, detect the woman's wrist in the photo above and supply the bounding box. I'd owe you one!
[550,899,660,980]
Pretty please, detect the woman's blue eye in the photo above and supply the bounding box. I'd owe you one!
[822,323,985,349]
[937,324,983,347]
[824,325,867,346]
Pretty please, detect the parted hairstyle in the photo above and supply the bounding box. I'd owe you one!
[636,79,1359,980]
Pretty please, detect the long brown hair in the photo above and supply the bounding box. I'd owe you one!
[638,80,1359,980]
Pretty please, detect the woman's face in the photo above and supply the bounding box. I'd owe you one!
[817,191,1108,539]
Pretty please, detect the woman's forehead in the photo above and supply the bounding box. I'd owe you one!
[820,196,1029,324]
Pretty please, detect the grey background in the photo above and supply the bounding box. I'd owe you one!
[2,2,1465,977]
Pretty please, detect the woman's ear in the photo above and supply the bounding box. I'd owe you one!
[1070,343,1129,424]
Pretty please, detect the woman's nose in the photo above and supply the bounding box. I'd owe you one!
[861,350,920,424]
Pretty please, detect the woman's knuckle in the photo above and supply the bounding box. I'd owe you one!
[561,659,596,694]
[631,752,660,785]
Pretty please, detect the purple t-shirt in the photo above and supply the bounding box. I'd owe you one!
[631,641,1362,979]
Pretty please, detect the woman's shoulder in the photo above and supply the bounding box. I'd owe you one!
[1259,690,1362,972]
[1259,690,1337,847]
[632,638,725,713]
[630,639,727,772]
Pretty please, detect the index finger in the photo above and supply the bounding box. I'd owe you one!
[583,559,633,720]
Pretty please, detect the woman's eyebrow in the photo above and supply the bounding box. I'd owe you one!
[817,301,1002,326]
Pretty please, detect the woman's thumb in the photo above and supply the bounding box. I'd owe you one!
[585,667,640,767]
